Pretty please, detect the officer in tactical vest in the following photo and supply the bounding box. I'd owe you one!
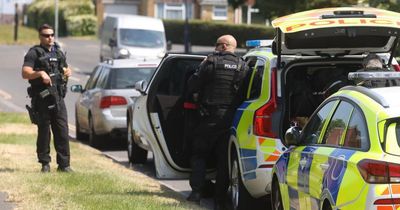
[186,35,248,209]
[22,24,72,173]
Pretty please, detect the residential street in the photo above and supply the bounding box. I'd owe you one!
[0,38,221,209]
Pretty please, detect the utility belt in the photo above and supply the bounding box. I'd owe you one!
[198,104,230,118]
[26,84,63,124]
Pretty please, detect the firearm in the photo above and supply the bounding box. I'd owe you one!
[38,73,61,112]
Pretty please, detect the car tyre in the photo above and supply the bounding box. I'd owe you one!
[88,115,103,148]
[127,119,148,164]
[229,149,253,210]
[75,112,88,141]
[271,176,284,210]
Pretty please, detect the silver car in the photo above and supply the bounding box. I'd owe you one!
[71,58,160,147]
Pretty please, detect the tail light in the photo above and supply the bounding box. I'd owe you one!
[357,159,400,183]
[253,68,278,138]
[374,198,400,205]
[393,64,400,72]
[100,96,127,109]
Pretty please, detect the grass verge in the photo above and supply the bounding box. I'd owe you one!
[0,112,203,210]
[0,25,98,45]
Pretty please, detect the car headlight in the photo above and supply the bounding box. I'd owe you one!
[117,48,130,59]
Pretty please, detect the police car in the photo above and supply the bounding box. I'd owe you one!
[228,7,400,209]
[271,72,400,210]
[126,6,400,209]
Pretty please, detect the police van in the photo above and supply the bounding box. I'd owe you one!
[126,7,400,209]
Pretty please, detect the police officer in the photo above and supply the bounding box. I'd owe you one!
[186,35,248,209]
[21,24,72,173]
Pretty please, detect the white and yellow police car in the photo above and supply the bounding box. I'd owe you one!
[271,72,400,210]
[228,7,400,209]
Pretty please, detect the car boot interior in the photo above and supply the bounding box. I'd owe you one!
[281,59,363,135]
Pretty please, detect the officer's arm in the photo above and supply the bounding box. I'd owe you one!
[22,66,52,85]
[63,67,72,77]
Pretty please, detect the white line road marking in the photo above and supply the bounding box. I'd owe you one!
[0,89,12,100]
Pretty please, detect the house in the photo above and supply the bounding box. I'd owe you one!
[0,0,32,24]
[96,0,236,24]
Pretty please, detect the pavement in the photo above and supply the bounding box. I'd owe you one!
[0,192,14,210]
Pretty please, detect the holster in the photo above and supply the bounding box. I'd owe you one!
[25,104,38,125]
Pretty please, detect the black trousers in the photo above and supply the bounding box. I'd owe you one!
[35,98,70,167]
[189,108,232,203]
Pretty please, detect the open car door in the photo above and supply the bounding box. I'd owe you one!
[272,7,400,65]
[146,54,206,171]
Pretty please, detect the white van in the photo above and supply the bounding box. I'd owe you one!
[100,15,168,61]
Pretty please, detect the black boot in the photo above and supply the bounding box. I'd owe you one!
[187,191,201,203]
[41,163,50,173]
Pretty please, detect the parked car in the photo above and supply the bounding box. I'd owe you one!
[271,72,400,210]
[99,14,169,61]
[126,7,400,209]
[71,58,160,147]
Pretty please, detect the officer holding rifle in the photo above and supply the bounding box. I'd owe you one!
[22,24,72,173]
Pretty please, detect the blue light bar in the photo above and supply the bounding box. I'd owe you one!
[348,72,400,80]
[246,39,273,48]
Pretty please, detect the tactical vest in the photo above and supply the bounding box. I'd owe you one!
[28,44,67,97]
[201,53,246,107]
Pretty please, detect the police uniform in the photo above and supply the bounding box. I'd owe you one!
[23,43,70,169]
[187,51,248,205]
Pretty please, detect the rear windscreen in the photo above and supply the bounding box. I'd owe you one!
[109,68,156,89]
[119,29,165,48]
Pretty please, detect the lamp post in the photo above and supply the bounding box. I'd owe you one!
[55,0,59,41]
[183,0,191,53]
[14,3,18,42]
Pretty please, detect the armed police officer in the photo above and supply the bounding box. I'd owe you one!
[186,35,248,209]
[22,24,72,173]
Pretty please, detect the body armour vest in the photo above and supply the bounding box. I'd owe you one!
[201,53,246,107]
[28,44,66,88]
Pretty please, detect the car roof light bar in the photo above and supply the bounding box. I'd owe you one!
[348,71,400,81]
[246,39,273,48]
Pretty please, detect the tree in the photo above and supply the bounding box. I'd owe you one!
[228,0,246,9]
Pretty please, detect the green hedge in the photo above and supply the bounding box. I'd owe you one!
[163,20,275,48]
[66,15,97,36]
[26,0,95,36]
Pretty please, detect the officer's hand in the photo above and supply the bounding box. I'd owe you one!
[41,71,52,86]
[63,67,72,77]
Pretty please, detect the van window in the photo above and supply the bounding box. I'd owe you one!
[120,29,165,48]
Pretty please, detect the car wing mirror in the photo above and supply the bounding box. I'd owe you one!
[70,84,83,93]
[284,126,301,146]
[135,80,147,95]
[109,38,117,47]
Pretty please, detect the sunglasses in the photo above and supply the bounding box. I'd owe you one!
[40,33,55,38]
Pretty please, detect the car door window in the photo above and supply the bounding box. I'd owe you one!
[96,67,110,89]
[301,100,336,145]
[321,101,353,146]
[85,66,102,90]
[247,58,265,100]
[343,107,369,150]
